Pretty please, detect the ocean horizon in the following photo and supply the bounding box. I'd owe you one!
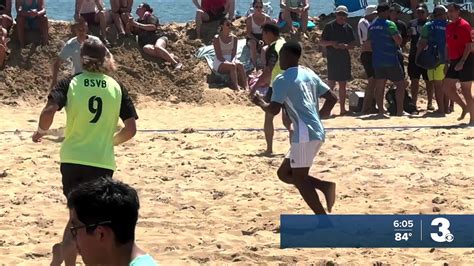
[10,0,387,23]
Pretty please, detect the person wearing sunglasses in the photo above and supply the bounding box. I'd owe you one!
[407,4,432,111]
[246,0,271,70]
[67,178,157,265]
[320,5,356,116]
[443,3,474,125]
[212,18,248,90]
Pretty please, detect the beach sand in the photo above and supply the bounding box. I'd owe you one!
[0,97,473,265]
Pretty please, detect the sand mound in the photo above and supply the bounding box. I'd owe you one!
[0,18,423,106]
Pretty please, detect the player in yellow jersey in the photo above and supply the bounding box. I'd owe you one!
[32,38,138,266]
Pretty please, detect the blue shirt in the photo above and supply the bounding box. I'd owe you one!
[130,254,158,266]
[271,66,329,143]
[368,18,400,68]
[421,19,448,63]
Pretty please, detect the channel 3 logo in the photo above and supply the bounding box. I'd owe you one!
[431,217,455,243]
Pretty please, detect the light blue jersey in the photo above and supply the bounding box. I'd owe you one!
[271,66,329,143]
[130,254,158,266]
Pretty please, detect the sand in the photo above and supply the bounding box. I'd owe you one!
[0,97,473,265]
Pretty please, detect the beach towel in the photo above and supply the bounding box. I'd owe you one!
[195,39,253,84]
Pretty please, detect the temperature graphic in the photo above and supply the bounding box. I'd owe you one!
[395,232,413,241]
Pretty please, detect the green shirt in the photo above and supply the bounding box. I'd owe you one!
[130,254,158,266]
[48,72,138,170]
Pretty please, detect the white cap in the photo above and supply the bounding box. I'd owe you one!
[365,5,377,16]
[335,5,349,15]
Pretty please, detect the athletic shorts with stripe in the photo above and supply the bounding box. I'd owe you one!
[285,140,323,168]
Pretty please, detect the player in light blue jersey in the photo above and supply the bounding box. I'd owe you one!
[253,41,338,214]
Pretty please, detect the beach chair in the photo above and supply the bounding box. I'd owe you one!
[334,0,368,13]
[442,0,473,11]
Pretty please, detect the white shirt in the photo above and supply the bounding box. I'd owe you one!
[358,17,370,45]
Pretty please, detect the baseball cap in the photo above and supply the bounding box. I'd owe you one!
[335,5,349,15]
[365,5,377,16]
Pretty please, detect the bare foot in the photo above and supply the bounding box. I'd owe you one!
[50,243,63,266]
[458,108,468,121]
[323,182,336,213]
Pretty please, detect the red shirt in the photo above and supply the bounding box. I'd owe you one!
[201,0,226,15]
[446,18,472,60]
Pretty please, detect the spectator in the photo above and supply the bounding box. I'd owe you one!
[358,5,378,114]
[110,0,132,37]
[15,0,49,47]
[417,5,449,115]
[389,5,408,76]
[368,3,407,116]
[320,5,356,115]
[74,0,111,47]
[443,3,473,125]
[193,0,235,39]
[279,0,309,37]
[0,23,7,67]
[50,18,111,90]
[128,3,182,70]
[246,0,271,70]
[212,18,248,90]
[67,178,157,265]
[408,4,432,110]
[0,0,13,32]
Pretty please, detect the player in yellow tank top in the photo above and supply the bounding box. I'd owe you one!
[32,38,138,266]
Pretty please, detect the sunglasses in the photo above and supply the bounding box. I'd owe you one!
[70,221,112,239]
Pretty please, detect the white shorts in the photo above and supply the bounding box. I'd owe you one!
[213,55,233,72]
[285,140,323,168]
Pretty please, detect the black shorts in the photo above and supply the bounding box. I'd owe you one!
[327,53,352,81]
[61,163,114,197]
[207,8,226,22]
[290,12,301,22]
[374,65,404,82]
[80,12,98,26]
[446,55,474,82]
[408,57,428,81]
[398,51,406,77]
[360,51,374,78]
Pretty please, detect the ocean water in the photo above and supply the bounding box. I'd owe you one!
[11,0,384,23]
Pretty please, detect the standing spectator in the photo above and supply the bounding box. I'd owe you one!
[128,3,182,70]
[15,0,49,47]
[213,19,248,90]
[389,5,408,76]
[74,0,111,47]
[444,3,473,125]
[358,5,378,114]
[193,0,235,39]
[279,0,309,38]
[417,5,448,115]
[0,22,7,67]
[320,5,356,115]
[408,4,432,110]
[110,0,132,37]
[0,0,13,32]
[50,18,111,90]
[246,0,271,70]
[369,3,407,116]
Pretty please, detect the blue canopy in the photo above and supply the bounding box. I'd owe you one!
[334,0,368,13]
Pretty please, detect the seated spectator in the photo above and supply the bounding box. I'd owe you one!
[0,23,8,67]
[246,0,271,70]
[15,0,49,47]
[0,0,13,32]
[279,0,309,37]
[74,0,111,47]
[67,178,157,265]
[193,0,235,39]
[110,0,132,37]
[213,19,248,90]
[128,3,182,69]
[50,18,112,90]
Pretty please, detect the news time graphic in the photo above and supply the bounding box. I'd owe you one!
[280,215,474,248]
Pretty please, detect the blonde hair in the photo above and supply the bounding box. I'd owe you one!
[81,38,117,73]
